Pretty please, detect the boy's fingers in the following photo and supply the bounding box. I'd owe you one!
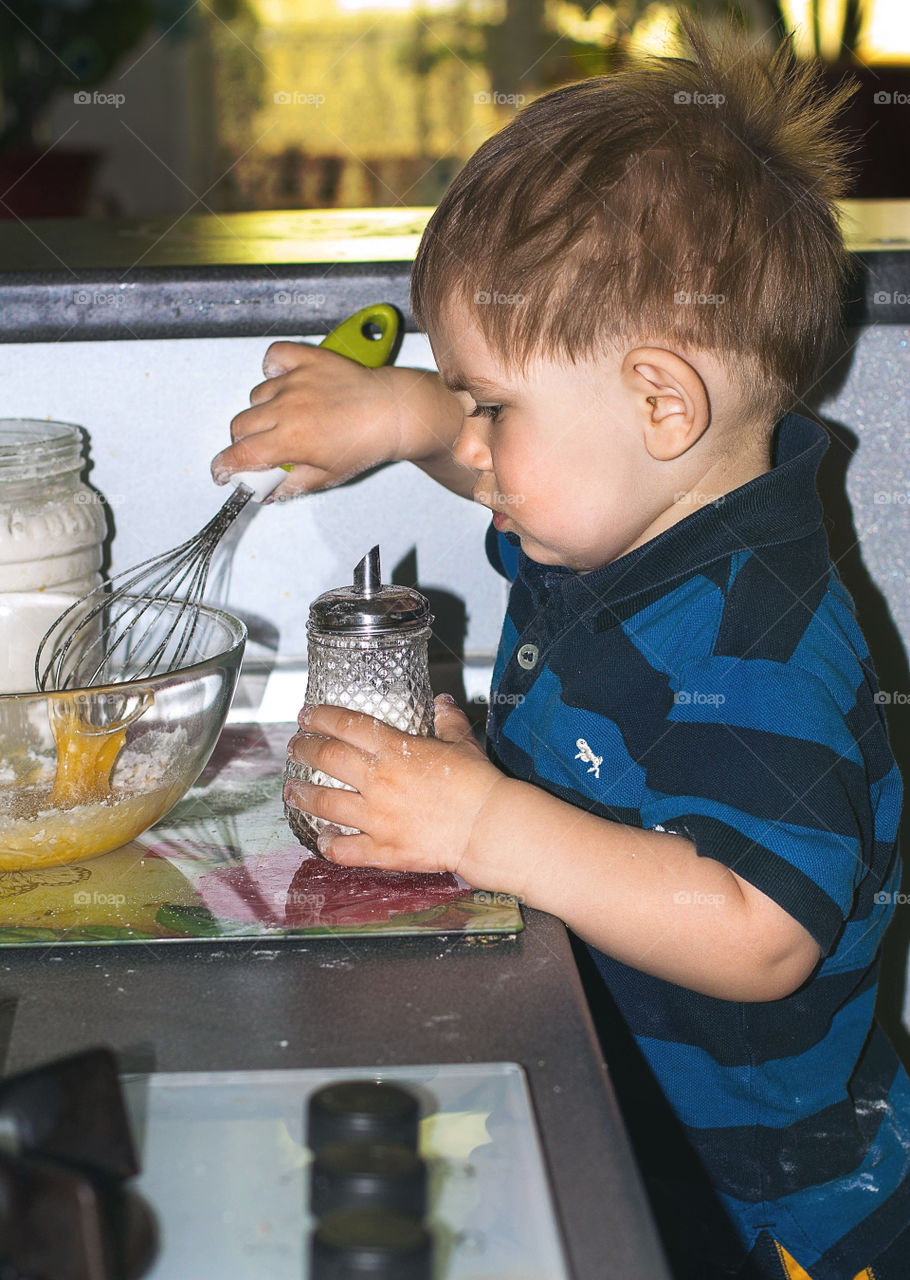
[433,694,474,742]
[287,731,371,791]
[211,433,279,482]
[284,781,363,830]
[249,377,280,406]
[315,823,346,858]
[229,401,276,443]
[299,704,398,753]
[317,830,376,865]
[211,435,328,495]
[262,340,312,378]
[264,465,334,500]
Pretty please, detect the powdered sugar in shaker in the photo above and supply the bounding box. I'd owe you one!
[284,545,434,853]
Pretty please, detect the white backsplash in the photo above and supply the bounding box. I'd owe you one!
[0,330,502,674]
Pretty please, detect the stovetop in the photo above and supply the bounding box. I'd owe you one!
[123,1061,569,1280]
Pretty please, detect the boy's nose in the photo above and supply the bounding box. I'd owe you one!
[452,415,493,472]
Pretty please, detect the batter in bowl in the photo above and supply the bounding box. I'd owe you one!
[0,694,185,870]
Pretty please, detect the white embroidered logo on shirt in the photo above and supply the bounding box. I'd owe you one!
[575,738,603,779]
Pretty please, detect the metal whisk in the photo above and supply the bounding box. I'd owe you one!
[35,485,256,690]
[35,303,402,693]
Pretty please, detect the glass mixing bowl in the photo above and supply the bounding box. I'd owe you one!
[0,599,246,870]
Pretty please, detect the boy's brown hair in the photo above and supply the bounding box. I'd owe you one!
[410,19,856,419]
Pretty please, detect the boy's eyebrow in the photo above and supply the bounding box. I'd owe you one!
[440,371,505,395]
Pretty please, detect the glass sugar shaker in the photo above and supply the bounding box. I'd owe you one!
[284,545,434,853]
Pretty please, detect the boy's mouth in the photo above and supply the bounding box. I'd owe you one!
[473,483,518,531]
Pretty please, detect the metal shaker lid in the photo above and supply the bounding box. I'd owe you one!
[307,546,432,634]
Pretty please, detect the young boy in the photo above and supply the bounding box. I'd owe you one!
[214,23,909,1280]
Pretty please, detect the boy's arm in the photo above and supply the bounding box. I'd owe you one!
[467,773,823,1003]
[212,343,475,501]
[287,700,823,1004]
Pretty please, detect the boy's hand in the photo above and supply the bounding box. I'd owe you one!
[283,694,504,877]
[212,344,406,500]
[211,344,467,501]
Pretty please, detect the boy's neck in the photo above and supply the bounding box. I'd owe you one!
[624,420,775,557]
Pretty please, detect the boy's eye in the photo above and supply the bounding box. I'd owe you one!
[468,403,503,423]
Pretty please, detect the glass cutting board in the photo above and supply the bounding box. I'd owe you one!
[0,724,522,946]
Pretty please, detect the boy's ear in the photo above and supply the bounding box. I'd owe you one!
[621,348,710,461]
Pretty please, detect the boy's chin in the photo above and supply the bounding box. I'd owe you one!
[515,534,572,569]
[519,533,615,574]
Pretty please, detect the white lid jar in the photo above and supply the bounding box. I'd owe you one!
[0,419,106,693]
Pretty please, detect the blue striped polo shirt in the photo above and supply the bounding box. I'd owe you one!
[484,413,909,1277]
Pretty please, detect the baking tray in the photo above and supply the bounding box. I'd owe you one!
[0,724,522,946]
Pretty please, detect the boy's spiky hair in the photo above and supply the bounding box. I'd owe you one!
[410,18,856,418]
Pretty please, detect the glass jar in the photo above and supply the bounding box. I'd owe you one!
[0,420,106,694]
[285,546,434,853]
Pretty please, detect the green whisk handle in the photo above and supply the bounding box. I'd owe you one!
[229,303,402,503]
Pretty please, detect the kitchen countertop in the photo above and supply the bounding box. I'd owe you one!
[0,904,671,1279]
[0,201,907,341]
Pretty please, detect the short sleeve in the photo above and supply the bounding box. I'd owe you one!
[485,523,521,581]
[637,657,901,954]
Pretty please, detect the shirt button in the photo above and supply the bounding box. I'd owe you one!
[517,643,539,670]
